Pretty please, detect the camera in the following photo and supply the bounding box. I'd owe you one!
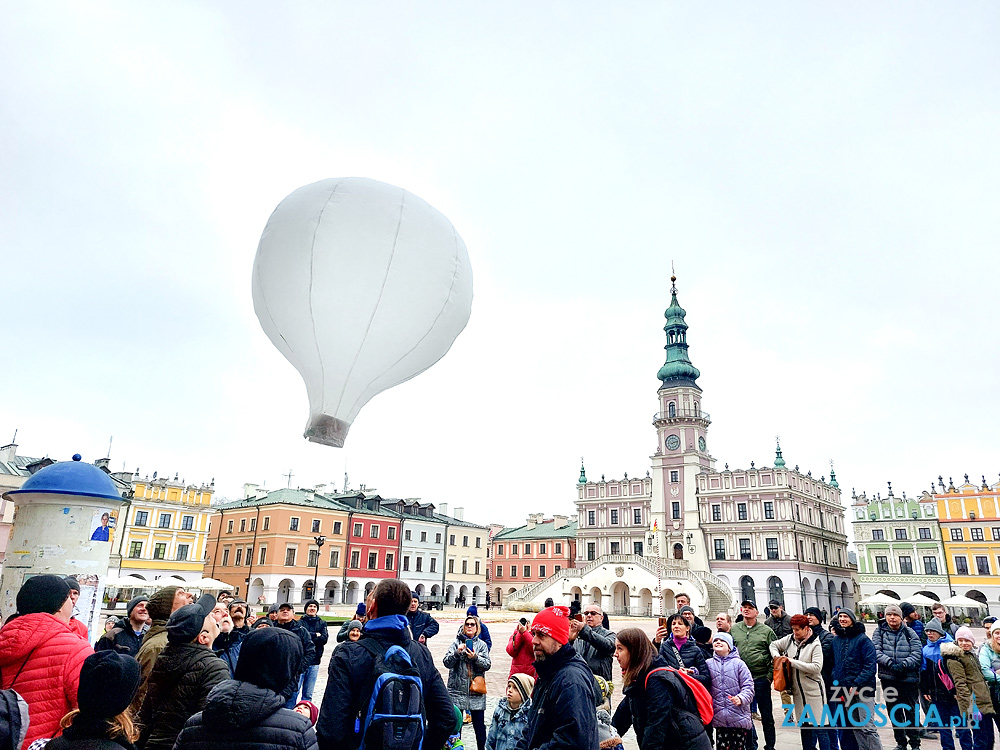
[519,617,528,626]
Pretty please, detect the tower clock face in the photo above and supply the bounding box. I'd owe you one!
[698,436,706,452]
[665,435,681,451]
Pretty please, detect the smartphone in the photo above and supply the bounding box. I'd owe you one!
[659,616,668,629]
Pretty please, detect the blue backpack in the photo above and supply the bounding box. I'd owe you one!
[357,639,425,750]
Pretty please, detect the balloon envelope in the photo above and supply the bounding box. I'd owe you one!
[252,177,473,447]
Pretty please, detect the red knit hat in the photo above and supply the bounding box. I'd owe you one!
[531,605,571,645]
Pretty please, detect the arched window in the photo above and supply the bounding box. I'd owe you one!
[673,543,684,560]
[693,402,700,416]
[668,402,676,418]
[740,576,755,605]
[768,576,783,606]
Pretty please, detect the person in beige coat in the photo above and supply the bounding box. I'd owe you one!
[770,614,831,750]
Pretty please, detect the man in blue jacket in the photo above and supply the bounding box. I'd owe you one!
[316,579,453,750]
[831,610,880,750]
[406,593,440,644]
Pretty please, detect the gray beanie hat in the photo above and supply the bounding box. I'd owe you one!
[838,609,857,624]
[925,617,947,636]
[884,604,903,618]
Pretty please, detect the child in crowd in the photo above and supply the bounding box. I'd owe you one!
[293,700,318,726]
[442,705,465,750]
[706,632,754,750]
[485,673,533,750]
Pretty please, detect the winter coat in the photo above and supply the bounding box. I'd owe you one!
[137,641,230,750]
[506,627,537,679]
[215,637,243,677]
[0,612,93,746]
[524,643,598,750]
[770,632,826,723]
[941,642,996,716]
[173,679,319,750]
[765,613,793,639]
[132,622,169,711]
[830,621,877,690]
[657,636,711,690]
[315,614,454,750]
[730,621,775,682]
[618,655,712,750]
[0,688,29,750]
[443,635,491,712]
[485,697,532,750]
[336,620,359,643]
[573,624,616,681]
[69,617,90,641]
[871,620,922,683]
[95,625,144,657]
[298,614,329,665]
[273,620,316,680]
[706,649,754,729]
[455,618,493,651]
[406,608,440,643]
[45,713,137,750]
[811,624,836,700]
[909,618,926,646]
[920,634,958,706]
[979,642,1000,712]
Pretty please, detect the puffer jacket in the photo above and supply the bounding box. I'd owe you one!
[658,636,711,689]
[770,631,825,723]
[872,620,922,683]
[706,648,753,729]
[524,644,598,750]
[173,679,319,750]
[573,624,616,681]
[95,625,144,657]
[920,634,958,706]
[941,641,996,716]
[137,641,231,750]
[485,697,531,750]
[442,635,491,711]
[730,621,775,682]
[978,641,1000,690]
[506,626,536,679]
[0,612,93,745]
[620,655,712,750]
[830,621,876,690]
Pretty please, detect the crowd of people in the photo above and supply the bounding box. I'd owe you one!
[3,574,1000,750]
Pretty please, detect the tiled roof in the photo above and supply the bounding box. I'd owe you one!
[493,520,578,540]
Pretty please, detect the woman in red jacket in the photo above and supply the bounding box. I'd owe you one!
[506,618,536,678]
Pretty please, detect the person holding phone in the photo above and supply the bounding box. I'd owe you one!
[653,613,710,690]
[507,617,536,678]
[444,616,492,749]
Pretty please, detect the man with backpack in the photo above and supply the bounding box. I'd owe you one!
[316,579,453,750]
[873,603,923,750]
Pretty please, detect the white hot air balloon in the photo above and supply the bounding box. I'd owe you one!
[252,177,473,447]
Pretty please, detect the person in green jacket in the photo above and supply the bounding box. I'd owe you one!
[731,599,776,750]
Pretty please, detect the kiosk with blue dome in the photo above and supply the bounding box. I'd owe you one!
[0,454,125,634]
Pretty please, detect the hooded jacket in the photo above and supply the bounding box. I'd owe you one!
[131,622,168,711]
[137,641,230,750]
[315,614,454,750]
[443,632,491,712]
[506,627,537,679]
[619,655,712,750]
[920,633,957,705]
[830,620,877,690]
[524,644,599,750]
[941,641,996,717]
[871,619,922,683]
[706,648,753,729]
[573,623,616,681]
[0,612,93,745]
[174,629,318,750]
[770,631,826,723]
[485,697,532,750]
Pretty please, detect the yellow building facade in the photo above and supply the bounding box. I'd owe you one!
[112,474,215,584]
[937,475,1000,615]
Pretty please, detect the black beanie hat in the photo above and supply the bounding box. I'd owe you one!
[235,627,303,697]
[63,576,81,593]
[147,586,180,622]
[900,602,917,618]
[692,625,713,644]
[78,651,141,718]
[804,606,825,623]
[17,575,71,615]
[127,595,149,618]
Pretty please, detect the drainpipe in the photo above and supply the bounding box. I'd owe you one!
[244,506,261,600]
[342,510,354,604]
[441,523,449,604]
[395,518,404,577]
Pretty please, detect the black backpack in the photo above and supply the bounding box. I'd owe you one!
[357,639,426,750]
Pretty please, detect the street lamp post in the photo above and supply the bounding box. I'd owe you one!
[313,536,326,602]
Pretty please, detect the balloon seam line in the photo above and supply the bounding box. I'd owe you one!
[309,180,345,414]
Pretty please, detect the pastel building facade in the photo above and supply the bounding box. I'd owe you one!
[492,515,577,604]
[937,475,1000,615]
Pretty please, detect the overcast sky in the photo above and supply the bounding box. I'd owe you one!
[2,4,998,531]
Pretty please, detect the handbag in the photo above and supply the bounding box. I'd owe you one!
[468,663,487,695]
[772,654,791,692]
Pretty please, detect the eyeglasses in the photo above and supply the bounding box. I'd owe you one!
[584,611,601,616]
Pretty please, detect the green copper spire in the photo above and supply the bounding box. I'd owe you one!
[774,438,786,468]
[578,458,587,484]
[656,273,701,387]
[829,461,839,488]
